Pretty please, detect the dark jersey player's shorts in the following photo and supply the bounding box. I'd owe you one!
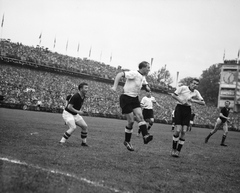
[142,109,154,119]
[120,94,141,114]
[174,104,191,126]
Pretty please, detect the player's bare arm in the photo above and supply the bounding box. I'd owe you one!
[190,98,205,106]
[171,93,185,104]
[111,71,125,91]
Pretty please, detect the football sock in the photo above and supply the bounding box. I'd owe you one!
[172,134,179,150]
[148,122,153,131]
[177,138,185,152]
[60,131,71,143]
[125,126,133,142]
[81,131,88,143]
[221,134,226,144]
[138,122,148,137]
[206,132,213,140]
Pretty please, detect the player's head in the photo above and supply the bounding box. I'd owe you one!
[189,78,200,91]
[71,87,77,94]
[225,100,230,108]
[138,61,150,76]
[78,82,88,95]
[146,91,151,97]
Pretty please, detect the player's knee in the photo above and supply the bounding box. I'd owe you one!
[223,131,228,135]
[135,114,144,122]
[128,121,134,128]
[81,124,88,132]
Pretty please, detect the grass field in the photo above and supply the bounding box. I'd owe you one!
[0,108,240,193]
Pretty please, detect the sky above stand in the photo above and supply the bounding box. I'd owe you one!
[0,0,240,86]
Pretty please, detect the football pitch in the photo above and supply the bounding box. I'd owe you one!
[0,108,240,193]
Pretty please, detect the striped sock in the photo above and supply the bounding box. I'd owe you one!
[81,131,88,143]
[172,135,179,150]
[125,126,133,142]
[60,131,71,143]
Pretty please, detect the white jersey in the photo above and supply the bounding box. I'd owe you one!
[172,110,175,118]
[174,85,203,106]
[123,71,148,97]
[141,96,156,109]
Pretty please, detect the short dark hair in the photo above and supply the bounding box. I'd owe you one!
[78,82,88,90]
[138,61,149,69]
[225,100,230,104]
[191,78,200,83]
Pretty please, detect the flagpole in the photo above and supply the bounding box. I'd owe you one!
[53,35,56,52]
[237,49,240,64]
[0,14,4,41]
[88,46,92,59]
[77,42,80,57]
[223,49,225,62]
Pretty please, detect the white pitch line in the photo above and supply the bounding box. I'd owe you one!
[0,157,130,193]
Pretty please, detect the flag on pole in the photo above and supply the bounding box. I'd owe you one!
[1,14,4,27]
[89,46,92,58]
[66,39,69,52]
[223,49,225,62]
[237,49,240,62]
[77,42,80,52]
[110,53,112,62]
[39,32,42,45]
[150,58,154,68]
[176,71,179,89]
[53,36,56,49]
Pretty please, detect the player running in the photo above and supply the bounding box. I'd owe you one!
[171,78,205,157]
[137,91,162,135]
[60,82,89,147]
[111,61,153,151]
[205,100,231,146]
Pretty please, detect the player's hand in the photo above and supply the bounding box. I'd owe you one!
[110,86,117,92]
[78,110,84,115]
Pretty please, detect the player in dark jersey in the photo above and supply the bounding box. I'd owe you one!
[60,83,89,146]
[205,101,231,146]
[65,88,77,108]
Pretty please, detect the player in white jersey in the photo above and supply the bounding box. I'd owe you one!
[138,91,161,135]
[171,78,205,157]
[111,61,153,151]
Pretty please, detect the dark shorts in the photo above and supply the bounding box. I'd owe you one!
[120,94,141,114]
[172,117,175,124]
[174,104,191,126]
[142,109,154,119]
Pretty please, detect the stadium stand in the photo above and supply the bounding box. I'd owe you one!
[0,39,235,129]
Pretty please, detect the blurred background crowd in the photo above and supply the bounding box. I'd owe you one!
[0,40,228,127]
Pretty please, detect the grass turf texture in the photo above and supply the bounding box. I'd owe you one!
[0,108,240,193]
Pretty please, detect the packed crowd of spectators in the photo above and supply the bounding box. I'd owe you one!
[0,39,171,91]
[0,63,224,126]
[1,39,237,127]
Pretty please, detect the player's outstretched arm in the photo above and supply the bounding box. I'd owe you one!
[111,71,124,91]
[171,93,185,104]
[191,99,205,106]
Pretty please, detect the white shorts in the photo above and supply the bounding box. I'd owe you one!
[62,110,85,129]
[190,121,193,125]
